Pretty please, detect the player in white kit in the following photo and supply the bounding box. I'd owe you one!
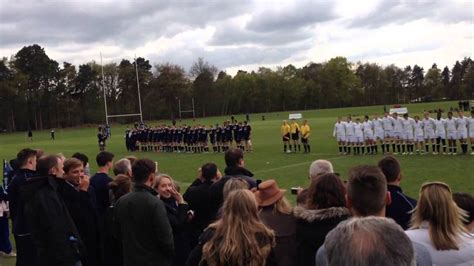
[363,115,375,155]
[445,111,458,155]
[434,111,447,154]
[344,116,355,155]
[456,111,469,154]
[353,118,364,155]
[401,113,415,155]
[468,110,474,155]
[413,115,425,154]
[382,112,394,153]
[422,112,436,154]
[392,113,404,154]
[372,115,385,154]
[333,117,347,155]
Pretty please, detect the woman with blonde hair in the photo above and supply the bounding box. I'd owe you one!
[186,189,276,266]
[254,180,296,266]
[406,182,474,265]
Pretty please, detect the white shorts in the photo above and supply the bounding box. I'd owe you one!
[384,130,394,138]
[346,135,355,143]
[436,132,446,139]
[393,132,403,139]
[354,135,364,143]
[404,131,414,141]
[414,135,424,142]
[457,131,468,139]
[424,131,435,140]
[364,133,374,141]
[374,130,384,140]
[470,130,474,138]
[447,132,458,140]
[336,135,346,142]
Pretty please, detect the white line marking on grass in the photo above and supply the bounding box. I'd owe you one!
[254,156,345,174]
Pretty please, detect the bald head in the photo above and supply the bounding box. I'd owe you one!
[309,160,334,180]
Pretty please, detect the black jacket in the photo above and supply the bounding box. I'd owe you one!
[386,185,417,230]
[114,184,174,266]
[293,206,350,266]
[57,181,101,266]
[208,166,257,220]
[186,228,277,266]
[21,175,84,266]
[162,196,191,266]
[7,168,36,235]
[183,179,214,235]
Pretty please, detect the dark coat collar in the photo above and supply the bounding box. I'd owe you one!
[134,183,158,196]
[224,166,254,177]
[293,206,350,223]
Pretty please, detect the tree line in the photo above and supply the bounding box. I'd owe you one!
[0,44,473,132]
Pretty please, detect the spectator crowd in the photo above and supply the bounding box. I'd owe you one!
[0,147,473,266]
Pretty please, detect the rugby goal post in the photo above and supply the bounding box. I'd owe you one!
[100,53,143,125]
[178,98,196,121]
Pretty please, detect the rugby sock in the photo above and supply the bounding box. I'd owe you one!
[284,145,287,152]
[381,144,384,153]
[392,144,396,152]
[397,145,401,153]
[471,145,474,151]
[425,144,429,152]
[361,146,365,154]
[298,144,301,151]
[385,144,389,152]
[343,146,347,153]
[432,144,436,152]
[402,145,406,153]
[461,143,467,154]
[338,146,342,153]
[453,146,457,154]
[375,145,379,154]
[307,145,310,153]
[347,147,351,154]
[293,145,297,151]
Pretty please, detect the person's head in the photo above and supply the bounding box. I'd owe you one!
[125,156,137,166]
[203,189,274,266]
[392,112,398,119]
[283,120,287,125]
[306,173,346,210]
[414,115,420,121]
[153,174,175,199]
[337,116,342,122]
[56,153,66,164]
[131,158,156,185]
[411,182,469,250]
[347,165,389,217]
[109,175,132,202]
[63,158,84,186]
[437,111,442,120]
[448,111,453,119]
[72,153,89,168]
[113,159,132,176]
[96,151,114,168]
[224,148,244,168]
[355,118,361,123]
[324,217,415,266]
[17,148,37,170]
[347,115,352,121]
[378,156,401,184]
[424,111,430,119]
[223,178,249,200]
[254,179,292,215]
[309,160,334,180]
[37,155,64,178]
[403,113,409,119]
[458,111,464,117]
[453,192,474,232]
[303,119,307,125]
[201,162,219,182]
[364,115,369,121]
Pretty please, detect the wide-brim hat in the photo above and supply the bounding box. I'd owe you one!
[254,179,286,207]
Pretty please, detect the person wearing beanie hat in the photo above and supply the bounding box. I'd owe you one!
[254,180,296,266]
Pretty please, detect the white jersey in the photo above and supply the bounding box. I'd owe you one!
[402,118,415,133]
[434,119,446,137]
[422,118,435,134]
[393,117,403,133]
[354,123,363,137]
[445,118,457,133]
[382,116,394,131]
[373,118,383,132]
[414,120,424,137]
[345,121,355,136]
[333,122,346,137]
[362,121,373,133]
[456,116,468,133]
[468,117,474,136]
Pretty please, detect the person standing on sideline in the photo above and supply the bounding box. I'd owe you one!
[50,129,55,140]
[301,120,311,153]
[27,129,33,141]
[90,151,114,216]
[114,159,174,266]
[281,121,291,153]
[468,110,474,155]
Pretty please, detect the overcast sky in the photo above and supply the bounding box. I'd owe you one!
[0,0,472,75]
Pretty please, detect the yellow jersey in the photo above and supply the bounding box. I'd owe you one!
[290,122,300,134]
[301,124,310,138]
[281,124,290,136]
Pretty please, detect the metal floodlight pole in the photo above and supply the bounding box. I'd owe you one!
[100,53,109,125]
[134,55,143,123]
[178,99,182,120]
[192,97,195,119]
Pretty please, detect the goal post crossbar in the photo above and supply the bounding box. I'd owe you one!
[106,113,142,118]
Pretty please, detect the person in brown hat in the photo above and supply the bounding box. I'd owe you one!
[254,180,296,266]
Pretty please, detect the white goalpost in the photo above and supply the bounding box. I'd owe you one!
[101,53,143,125]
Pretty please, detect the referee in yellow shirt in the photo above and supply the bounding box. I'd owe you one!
[301,120,311,153]
[281,121,291,153]
[290,119,301,152]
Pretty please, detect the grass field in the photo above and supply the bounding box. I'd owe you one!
[1,101,473,265]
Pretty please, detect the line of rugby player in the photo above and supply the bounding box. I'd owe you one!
[125,121,252,153]
[333,110,474,155]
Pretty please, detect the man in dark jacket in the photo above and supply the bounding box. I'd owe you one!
[183,163,222,246]
[90,151,114,216]
[377,156,417,230]
[22,155,85,266]
[114,158,174,266]
[208,148,257,219]
[7,148,38,266]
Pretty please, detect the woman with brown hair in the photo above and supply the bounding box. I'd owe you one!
[293,173,350,266]
[186,189,276,266]
[406,182,474,265]
[254,180,296,266]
